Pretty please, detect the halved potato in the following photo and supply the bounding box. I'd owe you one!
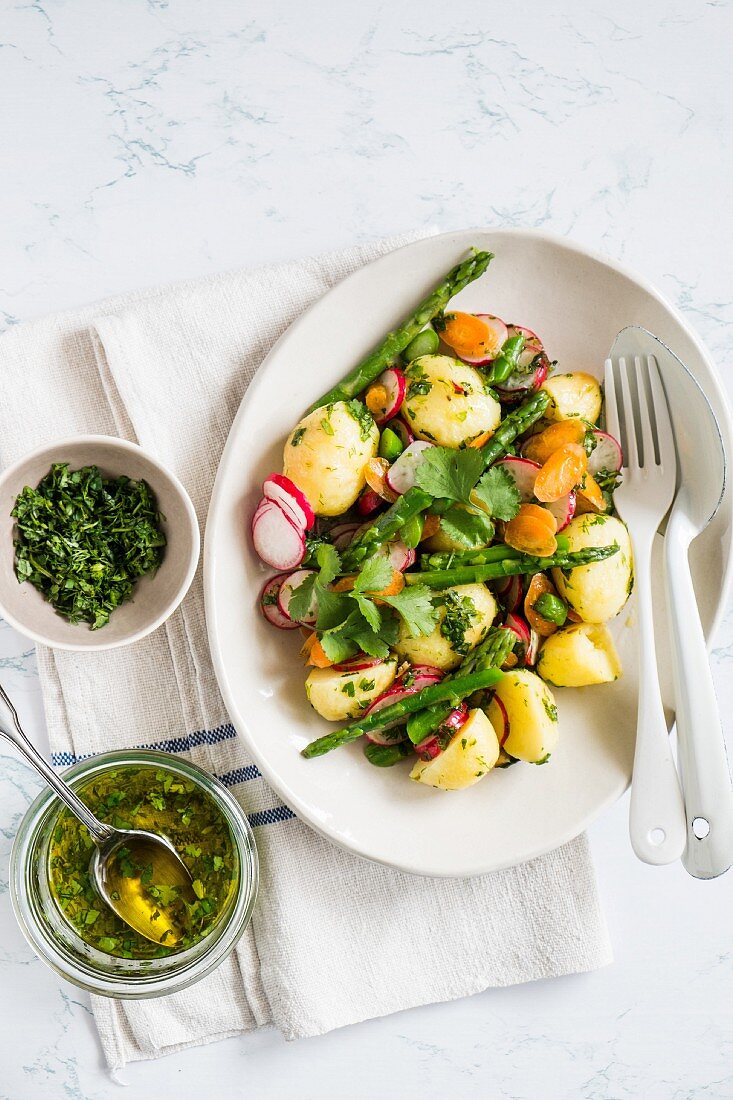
[486,669,559,764]
[305,658,397,722]
[537,622,621,687]
[402,355,501,448]
[392,583,497,671]
[542,372,602,424]
[552,514,633,623]
[410,708,500,790]
[283,400,379,516]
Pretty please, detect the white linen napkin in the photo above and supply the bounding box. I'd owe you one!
[0,233,612,1070]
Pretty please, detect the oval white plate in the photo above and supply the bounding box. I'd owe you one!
[205,229,733,877]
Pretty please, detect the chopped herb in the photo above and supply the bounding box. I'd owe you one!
[438,590,477,655]
[290,426,306,447]
[345,399,376,442]
[341,680,356,697]
[542,697,558,723]
[321,418,335,436]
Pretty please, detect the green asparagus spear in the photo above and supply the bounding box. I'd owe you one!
[406,544,620,588]
[479,390,550,467]
[407,627,515,744]
[340,488,433,569]
[302,666,504,758]
[489,333,526,385]
[307,250,494,413]
[420,544,523,571]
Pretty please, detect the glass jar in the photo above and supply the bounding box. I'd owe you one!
[10,749,259,999]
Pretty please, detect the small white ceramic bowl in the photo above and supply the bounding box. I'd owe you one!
[0,436,200,651]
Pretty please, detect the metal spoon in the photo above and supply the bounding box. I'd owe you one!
[612,327,733,879]
[0,682,196,943]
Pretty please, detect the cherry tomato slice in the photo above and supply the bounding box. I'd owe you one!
[534,443,587,503]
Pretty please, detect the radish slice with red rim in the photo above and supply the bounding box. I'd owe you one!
[494,456,540,502]
[364,684,418,737]
[414,734,442,760]
[385,440,434,495]
[357,489,384,517]
[263,473,315,530]
[407,664,444,681]
[503,575,524,613]
[544,491,576,532]
[494,348,550,401]
[505,611,530,660]
[457,314,509,365]
[439,702,469,732]
[587,430,623,475]
[252,499,306,571]
[526,628,541,667]
[260,574,300,630]
[330,522,360,550]
[368,368,407,424]
[277,569,318,624]
[380,539,415,572]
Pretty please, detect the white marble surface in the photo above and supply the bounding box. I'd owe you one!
[1,1,732,1096]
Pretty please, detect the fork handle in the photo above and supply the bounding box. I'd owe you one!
[664,515,733,878]
[629,535,687,864]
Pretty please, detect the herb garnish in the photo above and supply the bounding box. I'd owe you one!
[438,589,477,655]
[12,463,166,629]
[345,399,376,442]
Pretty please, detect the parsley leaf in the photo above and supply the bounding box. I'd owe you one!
[439,506,495,549]
[380,585,439,638]
[346,400,376,442]
[415,447,484,502]
[471,465,522,521]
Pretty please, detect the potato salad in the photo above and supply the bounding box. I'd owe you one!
[251,250,632,791]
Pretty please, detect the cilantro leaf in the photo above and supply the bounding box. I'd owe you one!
[352,592,381,632]
[415,447,485,502]
[439,506,495,549]
[314,586,352,631]
[471,466,522,521]
[319,626,360,664]
[315,543,340,586]
[288,573,317,623]
[354,553,393,594]
[380,585,439,638]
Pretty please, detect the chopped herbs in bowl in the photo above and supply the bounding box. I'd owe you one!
[0,435,200,650]
[12,462,166,629]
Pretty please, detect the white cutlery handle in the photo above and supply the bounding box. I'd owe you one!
[629,537,687,864]
[664,519,733,878]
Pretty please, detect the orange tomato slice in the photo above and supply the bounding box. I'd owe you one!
[364,457,398,502]
[524,572,559,636]
[534,443,587,503]
[504,504,558,556]
[365,383,389,418]
[522,419,586,464]
[576,472,607,513]
[440,312,498,359]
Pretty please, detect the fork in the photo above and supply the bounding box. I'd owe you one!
[604,353,687,865]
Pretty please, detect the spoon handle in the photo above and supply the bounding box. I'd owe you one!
[664,518,733,878]
[0,682,113,846]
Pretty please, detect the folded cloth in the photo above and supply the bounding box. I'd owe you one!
[0,233,612,1070]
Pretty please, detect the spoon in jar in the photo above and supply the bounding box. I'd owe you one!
[0,682,195,944]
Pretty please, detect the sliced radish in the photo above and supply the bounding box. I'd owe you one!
[414,734,442,760]
[494,456,540,502]
[505,611,531,661]
[526,628,541,667]
[504,575,524,612]
[385,440,434,495]
[277,569,318,625]
[408,664,444,681]
[510,323,542,347]
[457,314,509,365]
[357,489,384,517]
[251,500,306,571]
[365,725,409,746]
[388,418,415,449]
[587,430,623,475]
[332,654,384,673]
[260,575,300,630]
[380,539,416,572]
[495,349,550,401]
[330,522,360,550]
[544,491,576,532]
[364,684,418,737]
[493,575,513,598]
[407,669,443,691]
[440,702,469,732]
[367,368,407,425]
[263,473,315,531]
[490,692,510,745]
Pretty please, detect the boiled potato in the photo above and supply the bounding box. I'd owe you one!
[542,372,602,424]
[410,708,500,790]
[538,622,621,687]
[283,400,378,516]
[402,355,501,448]
[552,514,633,623]
[393,583,497,671]
[486,669,559,764]
[305,657,397,722]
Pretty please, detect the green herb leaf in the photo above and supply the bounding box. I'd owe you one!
[415,447,484,503]
[288,573,317,623]
[439,506,495,549]
[471,465,522,521]
[380,584,439,638]
[354,553,393,594]
[345,399,376,442]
